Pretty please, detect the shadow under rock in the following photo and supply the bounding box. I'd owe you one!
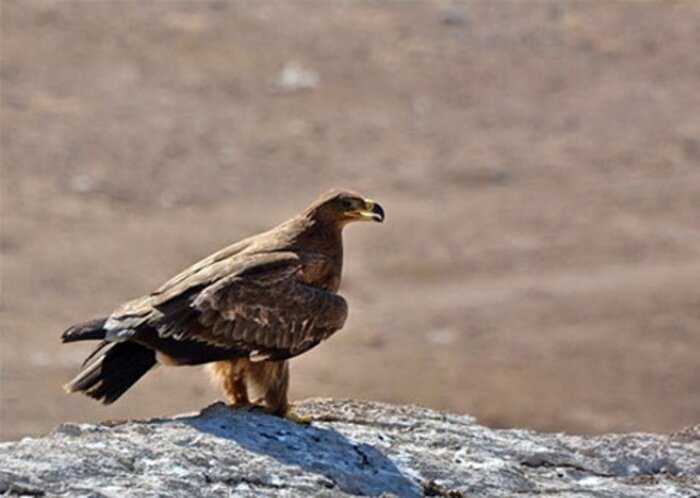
[182,403,421,497]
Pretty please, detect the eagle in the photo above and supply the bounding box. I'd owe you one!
[62,188,384,422]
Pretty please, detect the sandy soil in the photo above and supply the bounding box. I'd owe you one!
[2,1,700,440]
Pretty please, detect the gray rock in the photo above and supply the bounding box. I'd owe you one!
[0,399,698,497]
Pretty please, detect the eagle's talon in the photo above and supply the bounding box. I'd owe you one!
[284,409,312,425]
[229,403,310,424]
[226,402,262,411]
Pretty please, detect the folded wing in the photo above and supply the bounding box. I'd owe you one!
[105,252,348,363]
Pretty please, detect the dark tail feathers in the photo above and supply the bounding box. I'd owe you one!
[64,341,156,404]
[62,317,108,343]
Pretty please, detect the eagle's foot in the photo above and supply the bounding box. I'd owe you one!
[283,408,312,425]
[226,401,262,411]
[227,401,310,424]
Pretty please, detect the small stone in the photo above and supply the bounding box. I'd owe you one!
[268,61,320,95]
[440,6,469,27]
[425,328,458,345]
[68,173,100,193]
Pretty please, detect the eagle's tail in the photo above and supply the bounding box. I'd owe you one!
[63,341,156,404]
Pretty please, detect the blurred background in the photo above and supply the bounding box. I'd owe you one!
[2,1,700,440]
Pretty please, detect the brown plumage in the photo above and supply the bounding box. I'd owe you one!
[62,188,384,420]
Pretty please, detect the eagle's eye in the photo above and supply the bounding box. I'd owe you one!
[340,198,357,211]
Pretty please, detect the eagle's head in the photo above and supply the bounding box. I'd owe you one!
[305,188,385,226]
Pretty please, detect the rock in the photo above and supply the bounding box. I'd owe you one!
[0,399,698,497]
[439,5,469,27]
[268,61,320,95]
[68,173,101,194]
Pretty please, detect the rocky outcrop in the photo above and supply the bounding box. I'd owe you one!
[1,399,698,497]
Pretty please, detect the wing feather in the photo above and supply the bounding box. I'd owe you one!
[192,253,348,356]
[108,250,347,362]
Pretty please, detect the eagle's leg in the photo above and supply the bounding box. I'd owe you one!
[208,359,253,408]
[248,360,311,424]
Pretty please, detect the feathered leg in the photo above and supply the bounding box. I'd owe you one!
[248,360,309,424]
[208,359,251,407]
[247,360,288,414]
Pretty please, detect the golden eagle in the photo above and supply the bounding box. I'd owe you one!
[62,188,384,422]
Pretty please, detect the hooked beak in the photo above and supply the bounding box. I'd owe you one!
[348,199,385,223]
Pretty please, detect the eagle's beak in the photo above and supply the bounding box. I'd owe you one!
[350,199,385,223]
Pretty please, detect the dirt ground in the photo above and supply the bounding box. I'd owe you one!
[2,1,700,440]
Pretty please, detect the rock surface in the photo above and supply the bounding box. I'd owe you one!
[1,399,698,497]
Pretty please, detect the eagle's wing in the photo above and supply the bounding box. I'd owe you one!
[108,251,348,362]
[151,236,257,300]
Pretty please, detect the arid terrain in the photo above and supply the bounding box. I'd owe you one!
[2,1,699,440]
